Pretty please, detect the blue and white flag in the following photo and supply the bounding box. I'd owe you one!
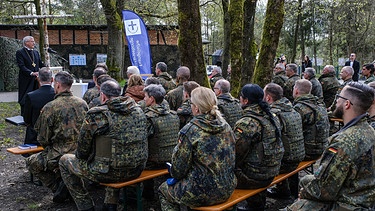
[122,10,152,76]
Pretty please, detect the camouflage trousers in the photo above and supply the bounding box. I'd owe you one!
[26,151,61,192]
[59,154,143,210]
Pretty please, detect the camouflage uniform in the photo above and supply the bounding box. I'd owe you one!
[270,97,305,171]
[210,74,224,89]
[234,104,284,209]
[59,96,148,210]
[369,115,375,129]
[318,72,340,108]
[287,115,375,210]
[176,99,193,129]
[158,72,176,93]
[284,74,300,102]
[145,103,180,169]
[82,87,99,105]
[364,75,375,84]
[309,77,324,105]
[165,84,184,111]
[159,114,237,210]
[272,71,288,89]
[26,91,88,192]
[217,93,243,129]
[138,99,170,111]
[293,94,329,160]
[88,96,101,108]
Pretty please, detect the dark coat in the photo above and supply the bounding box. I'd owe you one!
[23,85,55,144]
[345,60,360,81]
[16,47,45,106]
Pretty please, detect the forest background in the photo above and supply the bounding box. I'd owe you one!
[1,0,375,96]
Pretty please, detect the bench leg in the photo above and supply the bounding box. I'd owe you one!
[123,187,128,211]
[136,183,143,211]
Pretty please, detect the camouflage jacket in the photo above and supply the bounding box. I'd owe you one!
[168,113,237,207]
[82,87,100,105]
[144,103,179,168]
[293,94,329,159]
[318,73,340,108]
[35,91,88,162]
[88,96,101,109]
[284,74,300,102]
[234,104,284,180]
[177,99,193,129]
[210,74,224,89]
[217,93,243,129]
[369,115,375,129]
[76,96,148,173]
[364,75,375,84]
[270,97,305,164]
[165,84,184,111]
[158,72,176,93]
[300,115,375,208]
[309,77,324,105]
[272,71,288,88]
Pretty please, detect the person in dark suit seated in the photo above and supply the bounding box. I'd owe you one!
[16,36,45,116]
[345,53,360,82]
[23,67,55,145]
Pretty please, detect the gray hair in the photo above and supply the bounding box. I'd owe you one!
[101,80,121,97]
[304,68,316,78]
[286,63,298,73]
[156,62,167,72]
[55,71,74,88]
[143,84,166,104]
[127,66,140,75]
[145,77,160,86]
[22,36,33,47]
[216,79,230,93]
[324,65,335,73]
[342,66,354,76]
[213,66,222,75]
[275,63,285,71]
[38,67,52,83]
[294,79,312,95]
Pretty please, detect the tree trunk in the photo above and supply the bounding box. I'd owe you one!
[291,0,302,63]
[100,0,123,80]
[229,0,244,97]
[241,0,257,86]
[177,0,208,87]
[34,0,45,62]
[253,0,285,88]
[221,0,230,79]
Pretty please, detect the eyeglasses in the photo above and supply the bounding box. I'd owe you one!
[335,94,353,105]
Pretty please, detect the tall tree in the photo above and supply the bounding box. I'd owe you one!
[100,0,123,80]
[177,0,208,86]
[221,0,230,78]
[229,0,244,96]
[253,0,285,87]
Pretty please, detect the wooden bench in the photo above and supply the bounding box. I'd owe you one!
[329,117,344,129]
[100,168,169,211]
[6,146,44,155]
[192,159,317,211]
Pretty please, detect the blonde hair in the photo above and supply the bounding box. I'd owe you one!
[190,87,223,121]
[128,74,144,87]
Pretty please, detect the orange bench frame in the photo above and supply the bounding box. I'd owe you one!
[6,146,44,155]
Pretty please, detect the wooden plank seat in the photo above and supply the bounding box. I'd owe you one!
[192,159,318,211]
[6,146,44,155]
[100,169,169,211]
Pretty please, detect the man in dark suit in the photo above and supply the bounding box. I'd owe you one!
[23,67,55,145]
[16,36,45,116]
[345,53,360,82]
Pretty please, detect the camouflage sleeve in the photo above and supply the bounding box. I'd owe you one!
[300,143,347,201]
[34,105,54,147]
[234,120,253,167]
[146,118,154,137]
[170,133,193,180]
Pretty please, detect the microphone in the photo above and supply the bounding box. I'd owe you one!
[48,48,58,54]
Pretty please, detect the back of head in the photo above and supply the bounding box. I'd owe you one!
[241,83,264,105]
[95,63,109,72]
[286,63,298,73]
[344,82,374,114]
[156,62,167,72]
[38,67,52,83]
[304,68,316,79]
[143,84,166,104]
[55,71,74,88]
[93,67,107,78]
[101,80,121,98]
[183,81,200,97]
[295,79,312,95]
[128,74,144,87]
[177,66,191,81]
[324,65,335,74]
[191,87,222,119]
[97,74,114,87]
[264,83,283,101]
[216,79,230,94]
[127,66,140,76]
[145,77,160,86]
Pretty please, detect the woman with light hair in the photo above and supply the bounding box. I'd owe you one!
[124,74,145,102]
[159,87,237,210]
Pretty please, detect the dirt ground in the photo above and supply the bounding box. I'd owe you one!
[0,102,295,211]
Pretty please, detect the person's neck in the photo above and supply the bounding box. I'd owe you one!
[369,105,375,118]
[40,83,52,86]
[343,111,357,125]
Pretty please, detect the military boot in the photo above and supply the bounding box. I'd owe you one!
[267,181,292,200]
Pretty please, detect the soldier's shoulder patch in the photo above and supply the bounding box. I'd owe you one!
[328,147,338,154]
